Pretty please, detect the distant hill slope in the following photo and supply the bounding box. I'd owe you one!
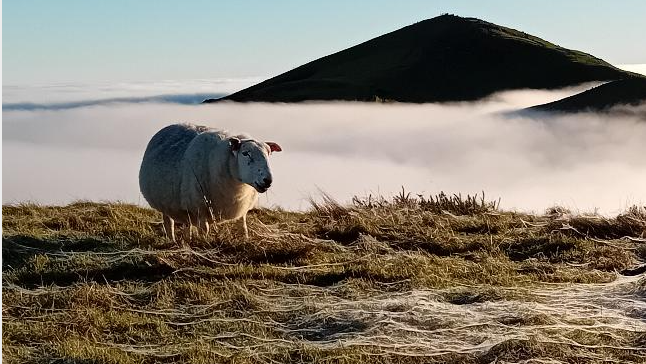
[527,78,646,113]
[205,14,635,103]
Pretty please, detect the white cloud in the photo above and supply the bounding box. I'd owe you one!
[3,84,645,215]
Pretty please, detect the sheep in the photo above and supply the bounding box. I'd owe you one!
[138,123,282,242]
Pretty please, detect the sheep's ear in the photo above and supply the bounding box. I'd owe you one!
[229,137,241,152]
[266,142,282,153]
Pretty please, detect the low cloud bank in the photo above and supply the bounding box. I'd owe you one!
[2,93,226,111]
[3,85,645,215]
[2,77,262,104]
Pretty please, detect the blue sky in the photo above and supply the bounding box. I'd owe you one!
[3,0,646,85]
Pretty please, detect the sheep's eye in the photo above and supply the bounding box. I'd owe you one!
[241,151,250,157]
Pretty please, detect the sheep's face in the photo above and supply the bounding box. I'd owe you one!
[230,138,282,193]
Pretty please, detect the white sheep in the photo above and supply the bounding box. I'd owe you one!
[138,123,282,242]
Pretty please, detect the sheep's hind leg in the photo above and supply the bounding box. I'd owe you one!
[162,214,176,243]
[178,212,195,247]
[181,224,193,245]
[240,214,249,240]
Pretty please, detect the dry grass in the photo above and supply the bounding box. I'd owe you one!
[2,194,645,363]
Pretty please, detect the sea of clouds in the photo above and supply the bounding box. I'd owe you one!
[3,75,646,215]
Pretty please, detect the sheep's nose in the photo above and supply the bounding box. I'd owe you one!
[263,177,272,187]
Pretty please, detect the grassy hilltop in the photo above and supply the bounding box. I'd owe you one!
[205,14,636,104]
[3,193,646,363]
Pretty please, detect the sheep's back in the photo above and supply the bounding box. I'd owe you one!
[139,124,207,216]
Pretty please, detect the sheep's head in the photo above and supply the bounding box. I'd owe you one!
[230,138,282,193]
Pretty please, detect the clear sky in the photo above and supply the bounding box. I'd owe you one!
[3,0,646,85]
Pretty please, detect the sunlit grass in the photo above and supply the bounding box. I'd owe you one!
[3,193,645,363]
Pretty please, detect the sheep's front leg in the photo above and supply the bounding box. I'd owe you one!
[162,214,176,243]
[198,219,210,238]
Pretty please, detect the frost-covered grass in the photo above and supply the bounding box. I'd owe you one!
[3,193,645,363]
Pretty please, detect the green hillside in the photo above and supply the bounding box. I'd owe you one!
[528,78,646,113]
[205,14,634,103]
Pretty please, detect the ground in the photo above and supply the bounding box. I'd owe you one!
[2,192,645,363]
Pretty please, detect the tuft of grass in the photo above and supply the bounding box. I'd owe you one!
[353,189,499,215]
